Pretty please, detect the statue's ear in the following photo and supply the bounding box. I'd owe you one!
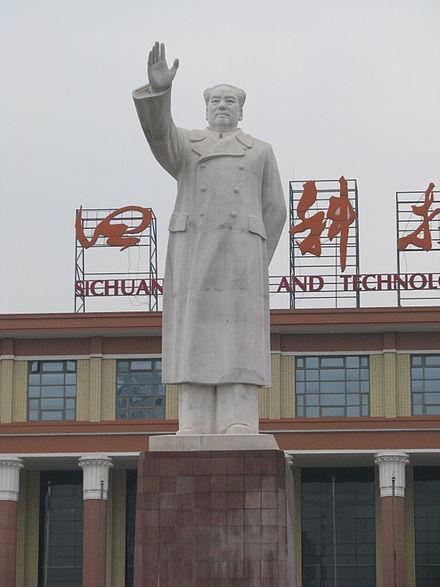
[205,107,209,121]
[239,108,243,121]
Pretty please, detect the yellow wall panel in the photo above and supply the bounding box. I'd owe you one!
[383,352,397,418]
[259,386,270,418]
[269,353,281,419]
[0,359,13,423]
[13,361,28,422]
[370,354,385,417]
[165,384,178,420]
[76,359,90,420]
[280,355,295,418]
[102,359,116,421]
[89,357,102,422]
[396,354,411,417]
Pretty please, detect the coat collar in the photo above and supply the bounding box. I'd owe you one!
[189,128,254,159]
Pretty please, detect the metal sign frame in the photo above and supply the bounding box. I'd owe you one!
[289,178,360,309]
[74,207,158,312]
[396,186,440,306]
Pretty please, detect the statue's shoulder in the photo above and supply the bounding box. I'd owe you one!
[189,129,208,143]
[239,132,275,157]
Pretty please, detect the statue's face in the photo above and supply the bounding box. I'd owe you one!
[206,86,243,132]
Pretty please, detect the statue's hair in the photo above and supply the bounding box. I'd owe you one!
[203,84,246,108]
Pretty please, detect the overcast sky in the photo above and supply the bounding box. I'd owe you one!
[1,0,439,314]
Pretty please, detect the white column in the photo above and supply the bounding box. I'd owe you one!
[374,450,409,497]
[0,456,24,501]
[78,454,113,500]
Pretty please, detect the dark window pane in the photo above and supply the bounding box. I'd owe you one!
[39,472,83,587]
[414,467,440,585]
[126,471,137,586]
[301,468,375,587]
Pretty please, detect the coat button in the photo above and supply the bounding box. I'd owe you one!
[201,186,207,192]
[230,211,237,218]
[233,187,240,193]
[199,212,204,217]
[239,164,244,170]
[200,163,206,168]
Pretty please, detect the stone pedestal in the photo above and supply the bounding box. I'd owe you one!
[134,449,292,587]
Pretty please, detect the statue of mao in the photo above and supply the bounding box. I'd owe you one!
[133,42,286,435]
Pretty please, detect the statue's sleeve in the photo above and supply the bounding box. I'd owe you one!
[261,145,287,263]
[132,84,184,179]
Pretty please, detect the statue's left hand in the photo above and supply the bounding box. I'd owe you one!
[148,41,179,92]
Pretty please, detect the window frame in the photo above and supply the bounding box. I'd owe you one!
[28,360,77,421]
[116,358,165,420]
[411,354,440,416]
[295,355,370,418]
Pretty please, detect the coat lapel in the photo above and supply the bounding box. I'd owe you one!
[190,129,253,161]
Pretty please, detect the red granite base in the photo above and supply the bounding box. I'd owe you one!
[134,449,291,587]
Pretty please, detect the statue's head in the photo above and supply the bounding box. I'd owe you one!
[204,84,246,132]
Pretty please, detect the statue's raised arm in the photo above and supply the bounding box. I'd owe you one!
[147,41,179,93]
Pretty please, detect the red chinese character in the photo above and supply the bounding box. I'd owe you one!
[76,206,152,251]
[398,183,438,251]
[326,176,357,272]
[290,176,356,271]
[289,180,326,256]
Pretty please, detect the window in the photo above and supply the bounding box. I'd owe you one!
[414,467,440,586]
[39,471,83,587]
[296,356,369,417]
[411,355,440,415]
[301,467,376,587]
[116,359,165,419]
[28,361,76,421]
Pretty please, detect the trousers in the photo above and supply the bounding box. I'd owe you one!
[177,383,259,435]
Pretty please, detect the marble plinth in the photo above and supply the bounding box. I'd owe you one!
[149,434,279,452]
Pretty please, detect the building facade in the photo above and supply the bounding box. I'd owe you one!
[1,307,440,586]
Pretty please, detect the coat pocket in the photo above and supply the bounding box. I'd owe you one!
[168,213,189,232]
[248,215,267,240]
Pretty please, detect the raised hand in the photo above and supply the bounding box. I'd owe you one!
[148,41,179,92]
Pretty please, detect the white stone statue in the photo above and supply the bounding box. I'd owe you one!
[133,42,286,436]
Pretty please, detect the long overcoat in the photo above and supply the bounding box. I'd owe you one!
[133,85,286,386]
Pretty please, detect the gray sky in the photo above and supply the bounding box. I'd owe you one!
[1,0,439,313]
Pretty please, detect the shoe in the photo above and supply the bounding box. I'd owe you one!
[176,427,205,435]
[221,423,257,435]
